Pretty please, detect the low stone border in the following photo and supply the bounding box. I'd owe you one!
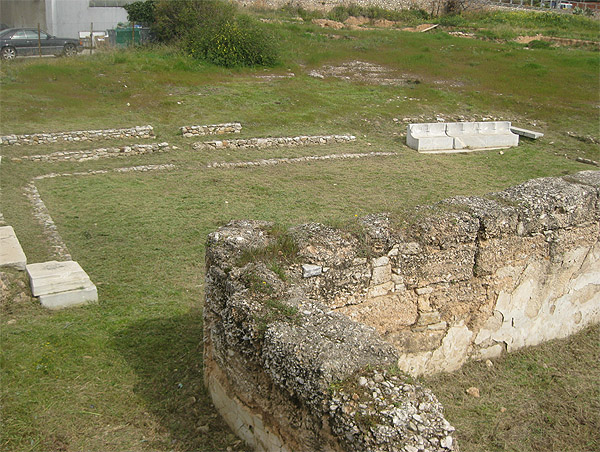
[207,152,396,168]
[14,143,170,163]
[181,123,242,137]
[24,182,72,261]
[194,134,356,150]
[1,125,154,146]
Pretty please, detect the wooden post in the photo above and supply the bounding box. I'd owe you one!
[131,22,135,47]
[90,22,93,55]
[37,23,42,57]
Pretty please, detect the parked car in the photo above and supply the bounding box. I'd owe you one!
[0,28,83,60]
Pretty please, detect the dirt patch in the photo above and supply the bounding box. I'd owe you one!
[344,16,370,27]
[312,19,344,30]
[532,35,599,49]
[403,24,439,33]
[515,34,544,44]
[0,269,35,315]
[308,60,421,86]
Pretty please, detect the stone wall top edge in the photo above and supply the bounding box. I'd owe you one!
[208,172,599,263]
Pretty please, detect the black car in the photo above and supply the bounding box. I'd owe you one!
[0,28,83,60]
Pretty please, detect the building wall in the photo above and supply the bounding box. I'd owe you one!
[0,0,47,29]
[45,0,129,38]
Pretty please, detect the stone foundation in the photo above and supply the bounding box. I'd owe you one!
[194,134,356,150]
[14,143,169,163]
[0,125,154,146]
[204,170,599,450]
[181,123,242,137]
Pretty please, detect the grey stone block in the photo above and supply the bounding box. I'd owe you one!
[0,226,27,270]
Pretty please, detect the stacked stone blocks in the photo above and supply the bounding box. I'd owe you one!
[181,122,242,137]
[194,134,356,150]
[0,125,154,146]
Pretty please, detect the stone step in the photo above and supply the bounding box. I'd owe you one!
[0,226,27,270]
[26,260,98,309]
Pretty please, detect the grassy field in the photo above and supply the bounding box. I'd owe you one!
[1,8,599,452]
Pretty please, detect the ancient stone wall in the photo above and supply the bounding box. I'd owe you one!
[14,143,170,163]
[194,134,356,151]
[0,125,154,146]
[204,170,599,450]
[181,123,242,137]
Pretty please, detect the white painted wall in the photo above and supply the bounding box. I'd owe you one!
[45,0,129,38]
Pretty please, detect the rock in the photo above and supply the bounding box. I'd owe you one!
[302,264,322,278]
[466,387,480,397]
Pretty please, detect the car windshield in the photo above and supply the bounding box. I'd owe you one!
[0,29,13,38]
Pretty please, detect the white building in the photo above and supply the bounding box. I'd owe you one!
[1,0,134,38]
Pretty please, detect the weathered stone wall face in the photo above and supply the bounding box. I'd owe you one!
[235,0,422,12]
[292,171,599,375]
[204,170,599,450]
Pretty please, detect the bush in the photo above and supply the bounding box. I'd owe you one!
[185,15,277,67]
[151,0,277,67]
[123,0,156,25]
[327,4,429,23]
[153,0,237,43]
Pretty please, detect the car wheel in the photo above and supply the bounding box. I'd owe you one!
[1,46,16,60]
[63,43,77,57]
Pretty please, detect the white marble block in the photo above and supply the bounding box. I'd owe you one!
[26,260,98,309]
[0,226,27,270]
[407,121,519,153]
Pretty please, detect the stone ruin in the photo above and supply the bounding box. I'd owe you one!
[204,171,599,451]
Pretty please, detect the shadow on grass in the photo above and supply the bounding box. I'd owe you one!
[112,310,242,452]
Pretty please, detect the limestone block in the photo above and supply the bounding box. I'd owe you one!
[371,263,392,285]
[368,281,394,298]
[510,126,544,139]
[38,286,98,310]
[0,226,27,270]
[26,261,97,309]
[302,264,322,278]
[397,324,474,375]
[406,123,453,152]
[473,343,504,360]
[447,121,518,150]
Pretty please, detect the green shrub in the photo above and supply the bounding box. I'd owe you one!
[326,4,429,23]
[123,0,156,25]
[153,0,237,43]
[185,14,277,67]
[152,0,277,67]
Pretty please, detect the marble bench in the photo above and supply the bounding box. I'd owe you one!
[407,121,519,153]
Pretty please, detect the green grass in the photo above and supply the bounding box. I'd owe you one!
[1,10,599,452]
[423,325,600,452]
